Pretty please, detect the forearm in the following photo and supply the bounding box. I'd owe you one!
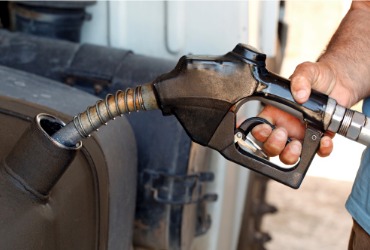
[318,1,370,106]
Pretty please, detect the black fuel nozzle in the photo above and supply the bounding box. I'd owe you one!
[152,44,370,188]
[51,43,370,189]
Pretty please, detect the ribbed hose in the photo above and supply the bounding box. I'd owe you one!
[52,83,158,147]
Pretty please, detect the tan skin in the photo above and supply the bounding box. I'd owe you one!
[252,1,370,165]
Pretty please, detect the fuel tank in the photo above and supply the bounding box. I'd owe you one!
[0,30,217,250]
[0,66,137,249]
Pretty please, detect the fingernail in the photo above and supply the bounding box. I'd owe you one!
[321,138,330,147]
[259,128,270,138]
[295,89,307,100]
[275,129,287,140]
[290,142,302,155]
[259,125,271,137]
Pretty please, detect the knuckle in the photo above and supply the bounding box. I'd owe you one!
[280,141,301,165]
[294,61,314,75]
[262,129,287,156]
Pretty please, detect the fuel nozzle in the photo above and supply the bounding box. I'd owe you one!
[48,43,370,190]
[326,98,370,145]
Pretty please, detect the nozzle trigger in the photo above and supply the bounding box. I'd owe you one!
[234,117,292,158]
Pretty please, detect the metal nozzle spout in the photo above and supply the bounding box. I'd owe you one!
[52,83,158,147]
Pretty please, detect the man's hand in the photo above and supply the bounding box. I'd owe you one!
[252,62,338,164]
[251,1,370,165]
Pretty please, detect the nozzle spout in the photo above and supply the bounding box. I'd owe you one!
[52,83,158,147]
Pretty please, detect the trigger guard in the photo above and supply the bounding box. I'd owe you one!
[208,112,323,188]
[237,117,291,143]
[238,117,275,135]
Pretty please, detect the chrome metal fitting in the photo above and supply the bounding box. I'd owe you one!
[336,109,366,142]
[358,117,370,145]
[345,111,366,141]
[326,100,370,146]
[327,101,346,133]
[324,98,338,130]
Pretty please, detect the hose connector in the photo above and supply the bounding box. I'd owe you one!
[327,102,370,146]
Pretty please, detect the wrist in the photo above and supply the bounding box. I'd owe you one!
[316,57,358,107]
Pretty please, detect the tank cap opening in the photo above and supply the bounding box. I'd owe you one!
[36,113,82,149]
[40,117,64,136]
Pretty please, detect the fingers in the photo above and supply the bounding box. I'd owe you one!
[248,61,337,165]
[290,62,318,103]
[290,61,336,104]
[280,140,302,165]
[253,125,302,164]
[278,137,333,164]
[251,123,272,142]
[262,127,288,157]
[253,128,333,164]
[258,105,306,140]
[251,121,334,164]
[317,135,333,157]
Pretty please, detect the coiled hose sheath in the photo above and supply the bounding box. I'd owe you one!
[52,83,158,147]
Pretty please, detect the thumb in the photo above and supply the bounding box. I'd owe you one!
[290,61,336,104]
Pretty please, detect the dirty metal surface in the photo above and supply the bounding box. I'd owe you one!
[0,66,137,249]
